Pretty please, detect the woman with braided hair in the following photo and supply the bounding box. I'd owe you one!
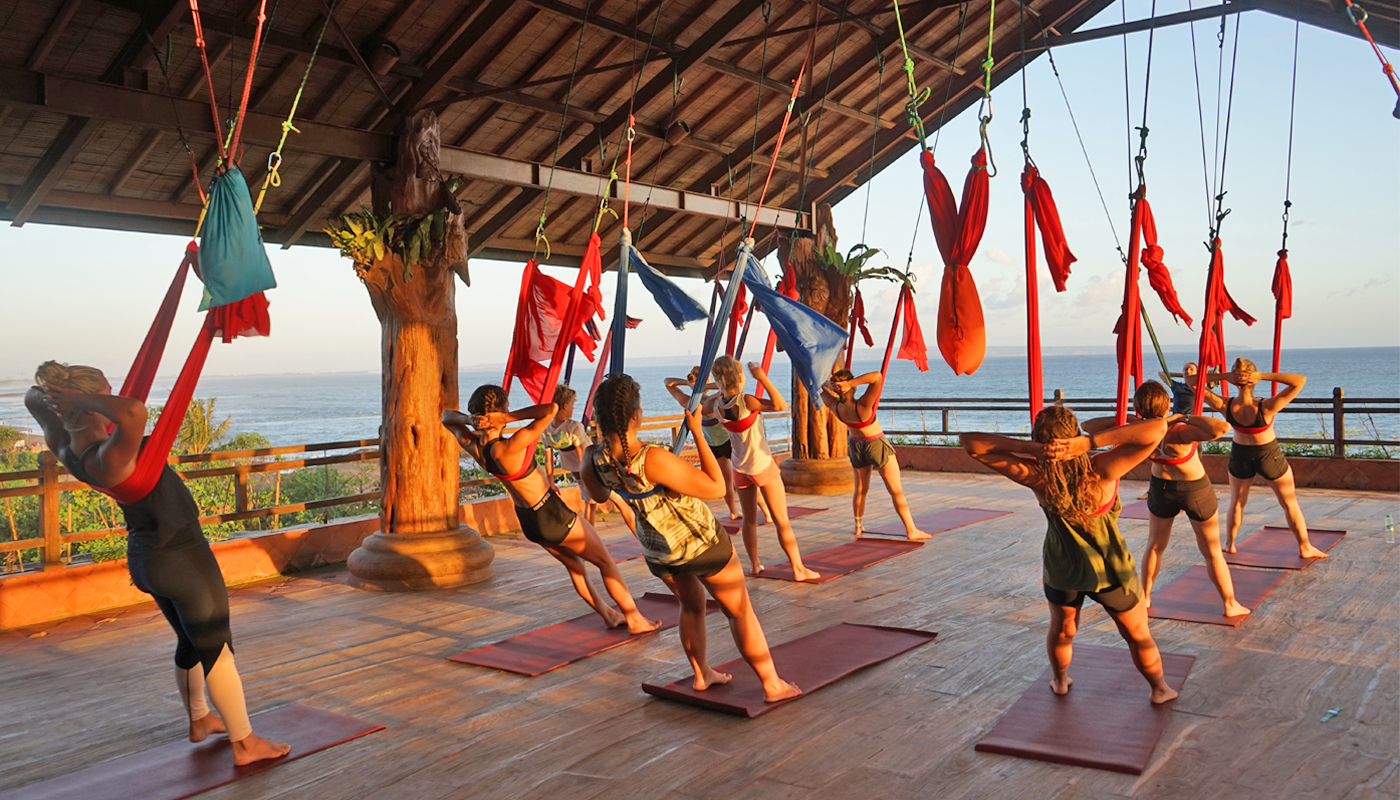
[581,374,801,702]
[27,361,289,765]
[961,406,1179,704]
[443,385,659,634]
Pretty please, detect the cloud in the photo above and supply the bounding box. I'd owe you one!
[981,247,1017,267]
[1073,273,1122,310]
[1327,275,1391,299]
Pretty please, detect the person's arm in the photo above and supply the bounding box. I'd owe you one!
[747,363,787,412]
[1055,417,1167,483]
[37,387,147,486]
[960,432,1041,486]
[496,402,558,463]
[817,381,841,411]
[25,386,69,454]
[441,410,479,449]
[1186,372,1227,412]
[664,377,695,408]
[643,411,726,499]
[1164,414,1229,444]
[1258,372,1306,413]
[1079,416,1117,435]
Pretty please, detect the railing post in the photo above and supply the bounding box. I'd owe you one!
[941,409,949,434]
[1332,387,1345,459]
[39,451,63,570]
[1053,389,1064,403]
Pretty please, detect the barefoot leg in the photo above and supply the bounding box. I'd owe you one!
[852,465,871,536]
[1225,475,1251,553]
[1046,601,1077,696]
[1266,469,1327,559]
[204,645,291,764]
[719,457,741,518]
[657,571,728,690]
[1191,514,1250,617]
[1107,600,1178,704]
[541,539,623,628]
[1141,514,1174,607]
[560,517,658,633]
[737,485,763,574]
[761,481,819,581]
[699,553,800,702]
[176,664,225,742]
[878,460,929,540]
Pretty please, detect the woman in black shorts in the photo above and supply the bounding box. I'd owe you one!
[961,405,1178,704]
[443,385,658,634]
[583,374,800,703]
[665,367,743,519]
[1195,359,1328,559]
[1086,382,1248,617]
[28,362,288,765]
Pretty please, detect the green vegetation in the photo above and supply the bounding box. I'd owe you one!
[0,426,21,451]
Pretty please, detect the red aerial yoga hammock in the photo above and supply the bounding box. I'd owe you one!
[844,289,874,369]
[1191,237,1256,415]
[1270,248,1292,395]
[1112,188,1193,423]
[921,149,990,376]
[502,233,605,404]
[1021,164,1077,421]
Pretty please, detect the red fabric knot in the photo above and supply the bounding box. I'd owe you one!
[922,147,989,375]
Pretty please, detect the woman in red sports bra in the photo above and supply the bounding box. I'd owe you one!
[1194,358,1327,560]
[443,385,659,634]
[1086,382,1247,617]
[819,370,928,540]
[961,405,1179,704]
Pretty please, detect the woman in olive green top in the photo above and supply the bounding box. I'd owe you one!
[961,405,1178,704]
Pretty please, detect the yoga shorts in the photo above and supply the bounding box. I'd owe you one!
[709,439,733,460]
[515,489,576,546]
[1043,581,1141,614]
[848,435,895,470]
[1228,440,1289,481]
[646,532,734,580]
[1147,475,1217,523]
[733,460,781,490]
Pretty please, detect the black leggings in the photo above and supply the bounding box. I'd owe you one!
[128,542,234,674]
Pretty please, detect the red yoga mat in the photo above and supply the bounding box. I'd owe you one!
[446,592,717,676]
[975,645,1194,774]
[641,622,937,717]
[1147,564,1289,626]
[864,507,1011,537]
[0,704,382,800]
[608,538,643,562]
[1120,500,1152,520]
[756,538,922,584]
[717,505,827,534]
[1224,526,1346,570]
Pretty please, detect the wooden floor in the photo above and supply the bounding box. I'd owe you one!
[2,473,1396,800]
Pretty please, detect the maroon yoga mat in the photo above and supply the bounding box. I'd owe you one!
[0,704,382,800]
[756,538,922,584]
[447,592,717,675]
[1224,526,1346,570]
[864,507,1012,538]
[975,645,1194,774]
[642,622,937,717]
[607,538,643,562]
[1147,565,1288,626]
[1120,500,1152,520]
[717,505,826,534]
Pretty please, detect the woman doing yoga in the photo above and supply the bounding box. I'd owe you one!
[664,367,747,520]
[27,362,288,765]
[819,370,928,540]
[443,386,659,633]
[582,374,800,702]
[544,384,637,536]
[702,356,818,581]
[961,406,1179,704]
[1084,382,1248,617]
[1194,359,1327,559]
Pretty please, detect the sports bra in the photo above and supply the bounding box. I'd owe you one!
[1091,480,1120,517]
[718,394,761,433]
[1150,441,1199,466]
[836,387,880,430]
[479,435,540,482]
[1223,399,1273,434]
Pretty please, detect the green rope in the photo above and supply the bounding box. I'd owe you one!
[892,0,930,150]
[534,6,593,261]
[977,0,997,177]
[1140,305,1172,380]
[254,0,333,214]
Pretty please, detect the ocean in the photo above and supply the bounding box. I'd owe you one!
[2,346,1395,448]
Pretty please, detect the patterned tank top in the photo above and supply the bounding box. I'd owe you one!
[590,443,722,566]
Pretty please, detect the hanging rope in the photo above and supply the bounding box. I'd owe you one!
[254,1,335,214]
[188,0,226,163]
[746,58,807,239]
[892,0,932,149]
[532,8,593,261]
[1272,10,1302,394]
[1339,0,1400,116]
[227,0,270,167]
[860,51,884,243]
[977,0,997,177]
[145,30,207,207]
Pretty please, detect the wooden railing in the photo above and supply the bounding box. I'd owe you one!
[0,411,791,572]
[878,388,1399,458]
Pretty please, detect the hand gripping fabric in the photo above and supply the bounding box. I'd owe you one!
[740,251,848,400]
[197,168,277,310]
[1192,237,1256,415]
[921,149,989,375]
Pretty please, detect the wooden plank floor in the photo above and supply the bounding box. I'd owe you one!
[2,473,1396,800]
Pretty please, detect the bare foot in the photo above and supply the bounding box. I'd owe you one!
[599,606,627,629]
[694,667,732,691]
[748,561,765,576]
[1225,537,1237,554]
[189,713,226,743]
[906,529,931,541]
[1144,594,1152,609]
[1050,674,1073,696]
[763,679,802,703]
[793,566,821,582]
[729,508,743,520]
[853,521,864,538]
[1150,683,1180,705]
[626,614,662,635]
[1223,600,1252,617]
[231,733,290,766]
[1299,545,1329,560]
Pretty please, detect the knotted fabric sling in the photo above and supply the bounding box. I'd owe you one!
[921,148,990,375]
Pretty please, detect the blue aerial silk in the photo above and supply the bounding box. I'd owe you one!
[198,167,276,310]
[672,239,752,453]
[629,245,708,330]
[740,250,847,400]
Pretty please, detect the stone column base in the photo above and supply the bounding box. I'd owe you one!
[780,457,854,495]
[347,525,495,591]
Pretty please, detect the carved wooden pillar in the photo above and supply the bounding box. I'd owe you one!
[346,112,493,590]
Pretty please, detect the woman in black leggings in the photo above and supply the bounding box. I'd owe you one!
[28,362,288,766]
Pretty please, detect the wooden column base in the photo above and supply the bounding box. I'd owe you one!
[780,457,855,496]
[347,526,495,591]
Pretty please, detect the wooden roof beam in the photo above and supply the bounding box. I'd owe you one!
[27,0,83,71]
[819,0,963,74]
[1028,1,1259,51]
[520,0,681,55]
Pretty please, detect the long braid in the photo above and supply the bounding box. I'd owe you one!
[596,374,641,493]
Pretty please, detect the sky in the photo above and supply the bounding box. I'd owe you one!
[1,1,1396,381]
